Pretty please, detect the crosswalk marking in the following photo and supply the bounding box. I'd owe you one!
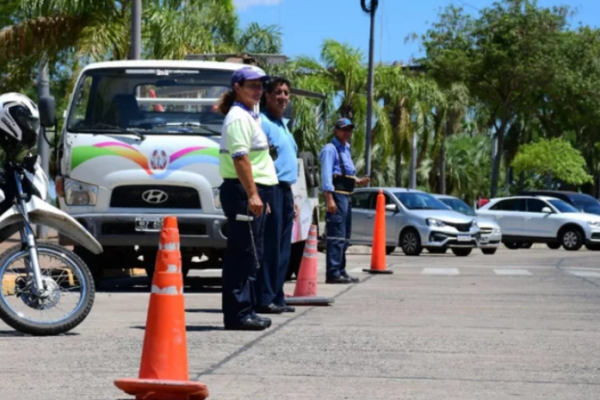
[422,268,460,275]
[493,269,533,276]
[567,270,600,278]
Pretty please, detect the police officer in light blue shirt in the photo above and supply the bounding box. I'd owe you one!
[255,76,298,314]
[320,118,370,284]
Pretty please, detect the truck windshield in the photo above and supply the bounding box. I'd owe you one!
[66,67,233,136]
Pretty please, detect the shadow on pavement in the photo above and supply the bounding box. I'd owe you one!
[97,276,223,294]
[0,330,79,337]
[184,308,222,314]
[131,325,223,332]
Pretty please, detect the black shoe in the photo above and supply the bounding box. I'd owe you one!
[325,275,353,284]
[278,304,295,313]
[253,315,272,327]
[256,303,285,314]
[341,273,360,283]
[224,316,271,331]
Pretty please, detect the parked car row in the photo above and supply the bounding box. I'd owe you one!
[347,187,600,257]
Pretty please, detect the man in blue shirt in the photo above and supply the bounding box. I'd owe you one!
[255,77,298,313]
[320,118,370,284]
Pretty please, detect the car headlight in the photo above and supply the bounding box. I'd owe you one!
[471,220,478,228]
[213,187,222,209]
[588,221,600,227]
[64,178,98,206]
[427,218,446,227]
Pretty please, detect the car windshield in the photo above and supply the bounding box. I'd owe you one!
[66,67,233,136]
[394,192,449,210]
[548,199,580,213]
[439,198,476,216]
[571,196,600,215]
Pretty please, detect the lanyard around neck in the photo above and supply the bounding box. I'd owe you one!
[234,101,259,120]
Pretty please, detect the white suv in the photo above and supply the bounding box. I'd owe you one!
[476,196,600,251]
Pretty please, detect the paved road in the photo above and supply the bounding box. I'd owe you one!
[1,248,599,399]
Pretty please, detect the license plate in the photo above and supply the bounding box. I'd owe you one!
[135,217,163,232]
[457,234,471,242]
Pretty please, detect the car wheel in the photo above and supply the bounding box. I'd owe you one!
[385,246,396,255]
[503,242,521,250]
[452,248,472,257]
[401,229,422,256]
[560,227,583,251]
[547,242,561,250]
[482,248,497,255]
[521,242,533,249]
[426,247,447,254]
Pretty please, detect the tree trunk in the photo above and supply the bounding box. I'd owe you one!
[395,153,402,188]
[490,122,507,198]
[409,131,417,189]
[438,122,448,194]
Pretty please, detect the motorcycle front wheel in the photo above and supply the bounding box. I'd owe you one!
[0,243,95,336]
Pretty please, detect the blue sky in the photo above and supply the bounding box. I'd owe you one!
[235,0,600,64]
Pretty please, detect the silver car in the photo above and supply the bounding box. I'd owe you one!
[350,188,481,256]
[434,194,502,255]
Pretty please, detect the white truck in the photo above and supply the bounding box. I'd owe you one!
[53,59,322,284]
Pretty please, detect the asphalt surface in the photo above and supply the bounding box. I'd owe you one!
[1,247,600,399]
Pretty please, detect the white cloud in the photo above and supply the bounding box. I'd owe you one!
[234,0,283,12]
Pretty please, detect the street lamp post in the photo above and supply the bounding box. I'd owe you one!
[361,0,378,186]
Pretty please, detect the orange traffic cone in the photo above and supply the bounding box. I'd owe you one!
[114,216,209,400]
[363,190,394,274]
[286,225,334,306]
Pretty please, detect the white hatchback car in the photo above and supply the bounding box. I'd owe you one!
[476,196,600,251]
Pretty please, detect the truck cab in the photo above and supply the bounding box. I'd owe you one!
[55,60,320,283]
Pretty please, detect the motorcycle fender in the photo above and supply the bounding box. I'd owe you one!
[0,196,103,255]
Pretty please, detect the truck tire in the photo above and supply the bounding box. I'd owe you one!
[73,246,104,288]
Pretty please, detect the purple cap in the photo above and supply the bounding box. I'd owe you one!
[335,117,355,129]
[231,66,270,87]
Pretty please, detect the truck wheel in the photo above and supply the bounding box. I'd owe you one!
[482,248,497,255]
[73,246,104,288]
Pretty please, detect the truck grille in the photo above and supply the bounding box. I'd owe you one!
[110,185,201,209]
[445,221,472,232]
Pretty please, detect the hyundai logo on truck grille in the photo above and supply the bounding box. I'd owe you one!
[142,189,169,204]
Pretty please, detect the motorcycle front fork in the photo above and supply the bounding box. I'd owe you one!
[20,222,44,294]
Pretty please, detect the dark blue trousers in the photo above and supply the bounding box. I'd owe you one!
[326,192,352,280]
[220,179,272,326]
[256,182,295,307]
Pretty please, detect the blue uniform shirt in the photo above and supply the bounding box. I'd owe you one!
[260,111,299,184]
[320,137,356,192]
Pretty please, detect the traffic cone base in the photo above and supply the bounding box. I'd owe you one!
[115,216,209,400]
[362,268,394,274]
[114,379,208,400]
[286,225,334,306]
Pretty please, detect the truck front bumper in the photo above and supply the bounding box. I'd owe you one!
[58,213,228,248]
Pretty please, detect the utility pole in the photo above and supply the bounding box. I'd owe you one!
[130,0,142,60]
[36,55,50,239]
[360,0,378,186]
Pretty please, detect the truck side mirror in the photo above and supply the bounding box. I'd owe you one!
[38,95,56,128]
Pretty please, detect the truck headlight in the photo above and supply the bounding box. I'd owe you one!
[64,178,98,206]
[213,187,221,209]
[427,218,446,227]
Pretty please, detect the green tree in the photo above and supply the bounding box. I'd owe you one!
[511,138,593,187]
[421,0,569,197]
